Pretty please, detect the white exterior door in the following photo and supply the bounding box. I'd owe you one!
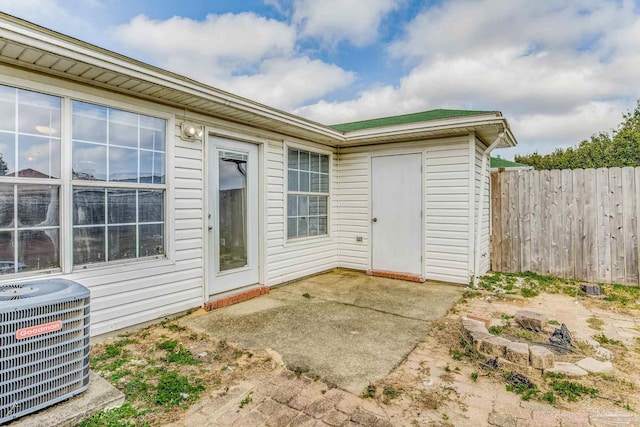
[208,137,259,295]
[371,154,422,276]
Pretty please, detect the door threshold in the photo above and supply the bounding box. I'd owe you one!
[367,270,425,283]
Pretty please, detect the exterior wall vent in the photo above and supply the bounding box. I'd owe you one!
[0,279,90,423]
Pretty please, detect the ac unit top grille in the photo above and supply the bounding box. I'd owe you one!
[0,281,71,302]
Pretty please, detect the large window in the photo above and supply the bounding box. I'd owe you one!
[0,83,167,276]
[287,147,329,239]
[0,86,61,274]
[72,101,166,265]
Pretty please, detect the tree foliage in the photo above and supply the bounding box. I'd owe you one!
[0,153,7,176]
[515,100,640,170]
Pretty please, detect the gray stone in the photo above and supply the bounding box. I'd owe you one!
[546,362,588,377]
[515,310,547,332]
[576,357,613,374]
[529,346,554,370]
[470,330,494,350]
[505,342,529,367]
[487,412,517,427]
[463,318,489,334]
[595,346,614,361]
[580,283,602,296]
[480,335,512,358]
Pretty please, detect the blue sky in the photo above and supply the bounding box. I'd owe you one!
[2,0,640,159]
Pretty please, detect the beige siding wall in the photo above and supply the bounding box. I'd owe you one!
[336,151,370,270]
[265,140,339,285]
[336,137,472,284]
[474,139,491,276]
[57,128,204,337]
[425,138,471,284]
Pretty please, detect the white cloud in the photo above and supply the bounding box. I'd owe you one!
[294,0,640,157]
[113,13,295,76]
[220,57,354,110]
[112,12,353,110]
[292,0,400,47]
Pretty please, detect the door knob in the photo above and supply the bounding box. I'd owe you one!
[372,217,378,223]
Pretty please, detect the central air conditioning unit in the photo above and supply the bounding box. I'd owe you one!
[0,279,90,424]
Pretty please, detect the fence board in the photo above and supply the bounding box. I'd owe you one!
[491,167,640,286]
[622,167,638,285]
[583,169,598,282]
[610,168,625,284]
[572,169,584,280]
[491,172,502,271]
[530,170,541,272]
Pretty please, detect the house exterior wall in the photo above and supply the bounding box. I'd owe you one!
[264,140,338,285]
[336,136,473,284]
[475,138,491,277]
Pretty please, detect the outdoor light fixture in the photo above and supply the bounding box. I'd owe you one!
[181,122,204,141]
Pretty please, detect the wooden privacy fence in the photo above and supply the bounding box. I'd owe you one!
[491,167,640,286]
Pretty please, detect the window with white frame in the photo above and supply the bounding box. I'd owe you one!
[0,85,61,274]
[0,83,167,276]
[71,101,166,265]
[287,147,329,239]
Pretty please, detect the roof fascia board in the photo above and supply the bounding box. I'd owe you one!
[0,15,344,142]
[341,116,517,147]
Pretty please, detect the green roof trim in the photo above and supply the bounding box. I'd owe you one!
[490,157,529,168]
[329,109,497,132]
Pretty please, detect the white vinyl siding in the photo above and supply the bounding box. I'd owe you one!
[63,127,203,336]
[336,152,369,270]
[425,138,470,284]
[266,141,338,286]
[475,138,491,276]
[336,137,472,285]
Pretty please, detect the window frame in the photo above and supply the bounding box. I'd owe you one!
[0,77,174,279]
[284,143,332,242]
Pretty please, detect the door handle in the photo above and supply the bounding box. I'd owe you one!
[372,217,378,223]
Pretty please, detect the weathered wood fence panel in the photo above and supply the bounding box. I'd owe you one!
[491,167,640,285]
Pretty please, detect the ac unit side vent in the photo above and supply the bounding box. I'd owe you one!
[0,279,90,423]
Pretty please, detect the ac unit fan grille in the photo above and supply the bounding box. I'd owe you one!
[0,280,90,423]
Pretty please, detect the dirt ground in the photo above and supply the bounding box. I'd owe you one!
[88,279,640,426]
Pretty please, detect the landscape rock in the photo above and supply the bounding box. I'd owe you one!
[546,362,588,377]
[466,313,492,329]
[480,336,512,358]
[463,318,489,338]
[505,342,529,367]
[529,346,554,369]
[576,357,613,374]
[469,331,494,351]
[515,310,547,332]
[595,347,614,361]
[579,283,602,296]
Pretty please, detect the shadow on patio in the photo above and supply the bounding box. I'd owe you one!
[183,269,463,394]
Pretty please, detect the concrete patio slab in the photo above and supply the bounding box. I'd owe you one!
[7,372,125,427]
[184,269,463,394]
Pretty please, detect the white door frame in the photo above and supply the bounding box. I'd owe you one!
[368,150,425,278]
[203,132,265,299]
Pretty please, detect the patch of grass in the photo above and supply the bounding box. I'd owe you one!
[154,371,205,406]
[520,287,539,298]
[594,334,622,346]
[587,317,605,330]
[362,384,376,399]
[548,319,560,326]
[166,346,201,366]
[506,382,539,401]
[541,391,556,404]
[444,364,451,372]
[549,380,598,402]
[471,372,478,382]
[156,340,178,352]
[78,402,149,427]
[488,326,503,335]
[510,328,540,342]
[383,386,402,399]
[451,349,464,361]
[239,392,253,408]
